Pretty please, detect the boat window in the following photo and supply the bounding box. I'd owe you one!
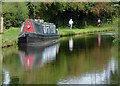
[43,25,49,34]
[50,25,55,33]
[43,24,56,34]
[46,25,49,33]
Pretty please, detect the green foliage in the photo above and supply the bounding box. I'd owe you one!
[2,2,29,28]
[24,2,116,28]
[112,2,120,45]
[2,2,117,29]
[42,2,115,28]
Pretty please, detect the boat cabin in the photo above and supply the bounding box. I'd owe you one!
[20,19,58,35]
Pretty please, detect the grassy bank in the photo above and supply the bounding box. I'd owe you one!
[1,27,20,48]
[1,24,115,48]
[58,24,114,36]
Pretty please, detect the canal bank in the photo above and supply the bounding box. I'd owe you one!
[1,26,115,48]
[60,29,114,37]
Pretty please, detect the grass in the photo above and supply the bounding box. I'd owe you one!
[1,27,20,48]
[58,24,114,35]
[1,24,115,48]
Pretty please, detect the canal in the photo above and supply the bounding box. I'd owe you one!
[2,34,119,84]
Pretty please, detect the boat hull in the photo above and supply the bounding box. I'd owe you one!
[18,33,60,46]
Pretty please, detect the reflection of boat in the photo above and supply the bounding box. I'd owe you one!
[19,43,60,70]
[18,19,60,45]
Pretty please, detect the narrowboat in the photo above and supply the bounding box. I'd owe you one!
[18,19,60,46]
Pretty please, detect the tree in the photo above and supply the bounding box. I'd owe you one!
[2,2,29,28]
[2,2,117,29]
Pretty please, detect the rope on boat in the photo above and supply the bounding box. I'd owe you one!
[17,32,26,39]
[12,32,26,41]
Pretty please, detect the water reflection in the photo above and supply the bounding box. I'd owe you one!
[19,43,60,70]
[2,35,118,84]
[58,57,118,84]
[3,69,10,84]
[69,37,73,51]
[98,35,101,47]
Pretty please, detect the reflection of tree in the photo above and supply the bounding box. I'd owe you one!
[2,47,24,74]
[59,35,114,75]
[109,69,119,84]
[57,35,115,83]
[105,46,119,84]
[10,77,19,84]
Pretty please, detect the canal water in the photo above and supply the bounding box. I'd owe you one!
[2,34,119,84]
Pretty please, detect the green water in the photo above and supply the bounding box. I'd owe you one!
[2,35,119,84]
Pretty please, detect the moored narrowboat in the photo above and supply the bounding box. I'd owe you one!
[18,19,60,46]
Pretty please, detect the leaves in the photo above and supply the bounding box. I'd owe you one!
[2,2,117,29]
[2,2,28,28]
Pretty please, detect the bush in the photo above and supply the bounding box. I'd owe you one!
[2,2,29,29]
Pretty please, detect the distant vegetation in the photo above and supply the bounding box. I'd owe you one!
[2,2,119,29]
